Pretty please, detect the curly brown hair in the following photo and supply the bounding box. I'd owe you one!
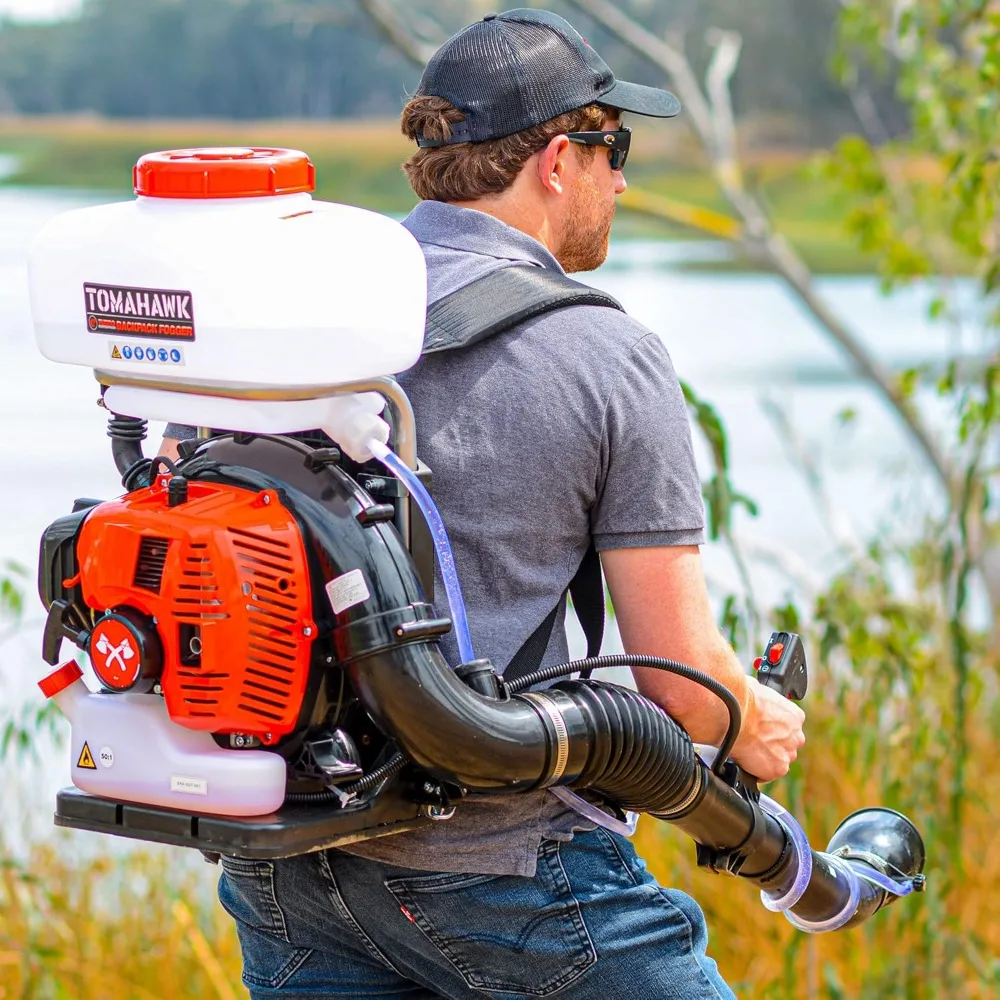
[400,96,608,202]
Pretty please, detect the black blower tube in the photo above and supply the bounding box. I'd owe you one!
[346,645,923,930]
[188,438,924,933]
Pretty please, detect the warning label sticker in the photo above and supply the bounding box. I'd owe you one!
[325,569,371,615]
[109,341,185,365]
[77,742,97,769]
[84,282,195,341]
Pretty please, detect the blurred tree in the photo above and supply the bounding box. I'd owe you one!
[827,0,1000,623]
[0,0,419,119]
[0,0,879,140]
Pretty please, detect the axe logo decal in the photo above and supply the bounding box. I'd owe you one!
[95,632,135,673]
[88,615,145,690]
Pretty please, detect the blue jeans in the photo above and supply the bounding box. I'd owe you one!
[218,827,736,999]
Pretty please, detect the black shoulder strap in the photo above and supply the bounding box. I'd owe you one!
[423,263,623,356]
[419,264,619,682]
[504,544,604,684]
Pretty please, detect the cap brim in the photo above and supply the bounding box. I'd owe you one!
[601,79,681,118]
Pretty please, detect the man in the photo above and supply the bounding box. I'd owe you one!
[163,9,804,998]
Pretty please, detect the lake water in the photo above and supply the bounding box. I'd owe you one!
[0,186,959,855]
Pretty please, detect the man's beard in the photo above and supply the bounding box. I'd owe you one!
[556,172,615,274]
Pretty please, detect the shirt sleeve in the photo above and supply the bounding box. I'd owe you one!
[163,422,199,441]
[592,332,706,551]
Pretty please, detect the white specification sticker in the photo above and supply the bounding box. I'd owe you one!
[325,569,371,615]
[98,746,115,769]
[170,775,208,796]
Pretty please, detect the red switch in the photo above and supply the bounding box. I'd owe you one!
[767,642,785,664]
[753,656,763,671]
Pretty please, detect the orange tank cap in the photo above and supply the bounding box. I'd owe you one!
[39,660,84,699]
[133,147,316,199]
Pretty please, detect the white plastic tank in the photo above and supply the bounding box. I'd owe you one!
[27,147,427,389]
[40,661,287,817]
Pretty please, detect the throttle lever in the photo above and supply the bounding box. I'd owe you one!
[695,630,809,802]
[754,631,808,701]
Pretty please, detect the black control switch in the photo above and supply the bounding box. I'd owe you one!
[754,631,808,701]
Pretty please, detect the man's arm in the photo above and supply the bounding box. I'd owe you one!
[601,544,805,782]
[158,436,182,461]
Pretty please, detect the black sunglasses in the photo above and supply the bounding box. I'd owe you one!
[565,126,631,170]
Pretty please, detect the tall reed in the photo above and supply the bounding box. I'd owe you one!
[636,560,1000,999]
[0,842,245,999]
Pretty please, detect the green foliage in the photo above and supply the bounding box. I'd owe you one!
[830,3,1000,291]
[637,527,998,997]
[681,381,759,544]
[827,2,999,608]
[1,700,64,765]
[0,560,61,766]
[683,7,1000,993]
[0,560,26,621]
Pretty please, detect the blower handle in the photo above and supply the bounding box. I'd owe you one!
[754,631,808,701]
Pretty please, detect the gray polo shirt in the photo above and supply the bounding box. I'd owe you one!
[339,201,705,875]
[168,200,705,876]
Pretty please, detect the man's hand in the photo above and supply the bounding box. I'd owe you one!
[730,677,806,783]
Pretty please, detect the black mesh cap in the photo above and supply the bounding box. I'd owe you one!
[413,8,681,145]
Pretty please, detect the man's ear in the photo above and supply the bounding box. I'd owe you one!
[537,134,572,196]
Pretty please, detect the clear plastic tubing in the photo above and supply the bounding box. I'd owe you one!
[550,785,640,839]
[759,794,915,933]
[759,793,813,913]
[784,853,862,933]
[368,439,476,665]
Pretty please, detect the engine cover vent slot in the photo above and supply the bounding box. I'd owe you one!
[133,536,170,593]
[230,526,304,725]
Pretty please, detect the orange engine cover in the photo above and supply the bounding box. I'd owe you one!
[76,475,316,744]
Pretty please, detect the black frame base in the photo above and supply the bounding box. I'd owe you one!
[54,787,428,859]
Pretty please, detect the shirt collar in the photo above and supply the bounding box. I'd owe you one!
[402,200,564,273]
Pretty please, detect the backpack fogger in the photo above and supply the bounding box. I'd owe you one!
[28,148,924,934]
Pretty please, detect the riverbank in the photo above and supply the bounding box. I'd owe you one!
[0,114,872,273]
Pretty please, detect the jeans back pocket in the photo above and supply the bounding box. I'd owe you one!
[384,841,596,997]
[218,856,314,991]
[219,855,291,941]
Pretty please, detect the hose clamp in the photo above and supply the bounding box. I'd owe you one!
[652,765,704,820]
[522,692,570,785]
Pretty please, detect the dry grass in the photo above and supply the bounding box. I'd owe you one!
[635,686,1000,999]
[0,113,413,151]
[3,680,995,1000]
[0,843,246,999]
